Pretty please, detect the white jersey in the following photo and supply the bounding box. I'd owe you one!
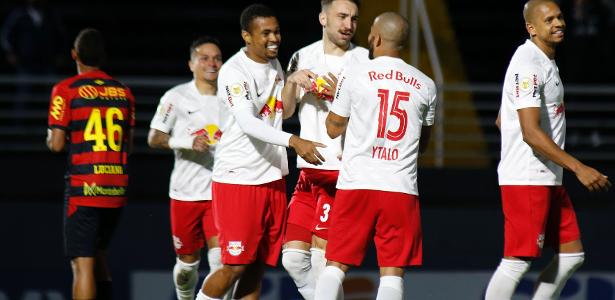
[288,40,369,170]
[498,40,565,186]
[213,48,288,185]
[150,80,221,201]
[331,56,437,195]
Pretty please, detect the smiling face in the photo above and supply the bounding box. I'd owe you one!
[189,42,222,83]
[242,16,281,63]
[320,0,359,49]
[526,1,566,47]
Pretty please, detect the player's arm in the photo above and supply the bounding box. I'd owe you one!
[495,110,501,131]
[126,128,135,155]
[46,128,66,152]
[325,111,348,139]
[282,69,317,119]
[419,126,432,154]
[518,107,610,191]
[222,68,325,164]
[147,128,208,153]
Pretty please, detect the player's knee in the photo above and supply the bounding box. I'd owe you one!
[282,249,312,276]
[173,257,200,288]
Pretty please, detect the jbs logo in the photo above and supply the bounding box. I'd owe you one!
[78,85,127,100]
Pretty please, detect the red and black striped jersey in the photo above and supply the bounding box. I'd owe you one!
[48,70,135,208]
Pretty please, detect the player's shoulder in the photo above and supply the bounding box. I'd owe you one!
[163,81,193,99]
[510,41,548,70]
[219,51,249,78]
[52,74,81,91]
[348,44,369,60]
[295,40,323,57]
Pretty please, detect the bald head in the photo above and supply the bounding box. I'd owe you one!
[373,12,409,50]
[523,0,557,23]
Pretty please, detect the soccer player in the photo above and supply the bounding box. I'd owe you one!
[46,28,135,300]
[314,12,437,300]
[148,36,224,300]
[280,1,368,298]
[485,1,611,299]
[196,4,325,300]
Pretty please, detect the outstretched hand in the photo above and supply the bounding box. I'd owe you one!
[289,135,326,165]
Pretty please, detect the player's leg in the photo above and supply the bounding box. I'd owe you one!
[315,189,376,300]
[203,200,223,274]
[171,199,206,300]
[231,261,265,300]
[307,169,339,287]
[93,207,122,300]
[71,257,96,299]
[315,261,349,300]
[198,181,272,299]
[377,268,404,300]
[486,186,552,300]
[373,191,422,300]
[282,170,316,299]
[532,187,584,299]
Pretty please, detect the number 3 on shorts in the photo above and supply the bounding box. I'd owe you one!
[320,203,331,222]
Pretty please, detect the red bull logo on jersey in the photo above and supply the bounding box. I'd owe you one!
[49,96,65,121]
[368,70,422,89]
[191,124,223,145]
[259,96,283,118]
[227,241,244,256]
[307,76,333,102]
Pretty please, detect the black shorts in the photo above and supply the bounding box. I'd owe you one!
[63,202,123,258]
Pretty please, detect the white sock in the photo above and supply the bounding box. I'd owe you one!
[310,247,327,282]
[173,258,200,300]
[196,289,220,300]
[485,258,531,300]
[208,247,223,274]
[376,276,403,300]
[314,266,345,300]
[532,252,585,300]
[282,249,314,300]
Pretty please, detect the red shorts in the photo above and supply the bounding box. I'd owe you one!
[326,189,422,267]
[501,185,581,258]
[170,199,217,255]
[213,179,287,267]
[285,170,315,244]
[303,168,338,240]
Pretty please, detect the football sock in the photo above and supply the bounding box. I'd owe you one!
[532,252,584,300]
[282,248,314,300]
[485,258,531,300]
[376,276,403,300]
[173,257,200,300]
[314,266,345,300]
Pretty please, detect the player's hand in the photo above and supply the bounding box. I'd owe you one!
[289,135,326,165]
[575,165,611,192]
[287,69,318,91]
[192,135,209,152]
[320,72,338,99]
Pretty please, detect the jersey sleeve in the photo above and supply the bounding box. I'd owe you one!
[219,65,292,147]
[509,63,544,110]
[330,70,352,118]
[149,90,177,134]
[423,82,437,126]
[48,83,71,130]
